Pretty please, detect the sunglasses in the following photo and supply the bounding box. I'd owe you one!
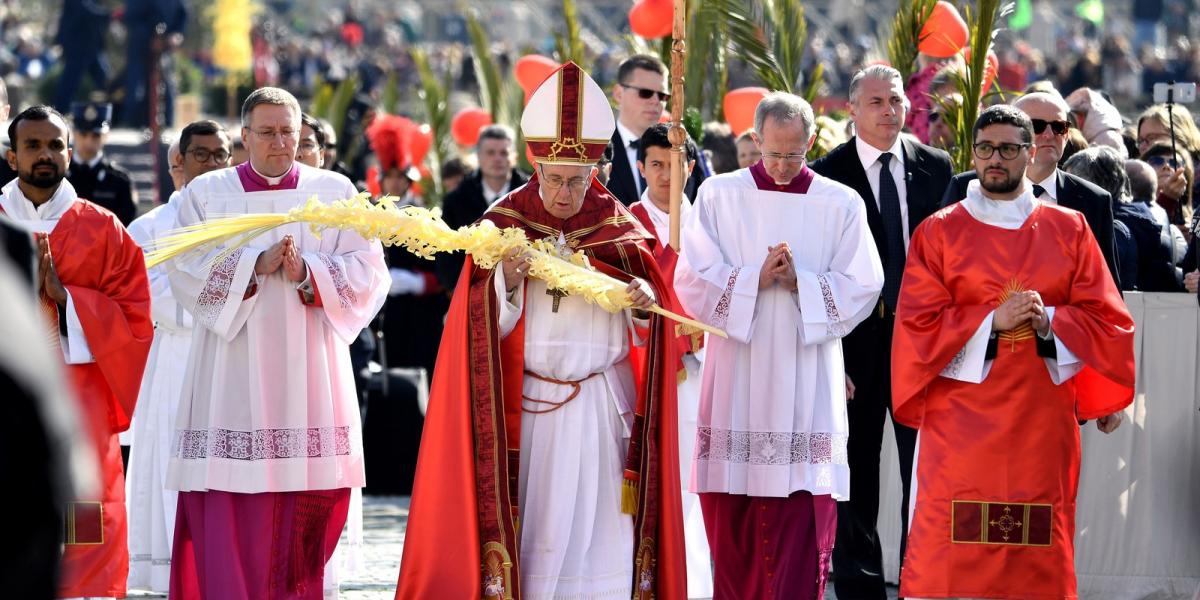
[620,84,670,102]
[1146,155,1182,170]
[1031,119,1070,135]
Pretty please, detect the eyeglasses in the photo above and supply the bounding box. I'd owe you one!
[619,84,670,102]
[1146,155,1182,170]
[1137,135,1170,148]
[760,151,807,164]
[324,143,337,150]
[1030,119,1070,135]
[250,128,298,141]
[187,148,231,163]
[972,142,1029,160]
[298,141,320,154]
[539,166,591,192]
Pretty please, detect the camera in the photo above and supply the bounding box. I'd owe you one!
[1153,82,1197,104]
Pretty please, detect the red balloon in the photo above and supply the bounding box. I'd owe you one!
[919,1,969,58]
[723,87,770,136]
[964,48,1000,93]
[409,124,433,164]
[629,0,673,39]
[450,107,493,147]
[515,54,560,94]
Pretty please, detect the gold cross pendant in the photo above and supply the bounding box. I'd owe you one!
[546,287,567,313]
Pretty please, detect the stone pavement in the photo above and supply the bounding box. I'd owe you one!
[129,494,896,599]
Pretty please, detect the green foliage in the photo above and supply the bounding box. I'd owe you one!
[466,10,510,125]
[381,71,401,115]
[699,0,807,94]
[885,0,938,82]
[937,0,1012,173]
[413,48,453,200]
[553,0,586,67]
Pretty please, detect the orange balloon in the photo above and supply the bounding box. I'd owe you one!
[964,48,1000,93]
[450,107,493,147]
[723,87,770,136]
[409,124,433,164]
[515,54,560,93]
[919,1,969,58]
[629,0,673,39]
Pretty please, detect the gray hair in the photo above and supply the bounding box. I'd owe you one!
[1125,158,1158,200]
[754,92,815,139]
[167,140,180,162]
[477,123,516,150]
[849,65,907,105]
[240,87,302,127]
[1013,91,1070,115]
[1063,147,1130,203]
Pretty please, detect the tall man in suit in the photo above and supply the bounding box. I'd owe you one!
[941,91,1119,287]
[53,0,112,113]
[607,54,705,206]
[810,64,953,599]
[66,102,137,226]
[435,124,528,291]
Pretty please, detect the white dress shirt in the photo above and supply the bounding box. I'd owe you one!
[855,135,910,249]
[1028,170,1058,204]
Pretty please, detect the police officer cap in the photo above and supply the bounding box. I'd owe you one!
[71,102,113,132]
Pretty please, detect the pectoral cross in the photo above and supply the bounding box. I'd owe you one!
[546,287,567,313]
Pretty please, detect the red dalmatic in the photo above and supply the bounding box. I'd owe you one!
[4,199,153,598]
[891,203,1135,599]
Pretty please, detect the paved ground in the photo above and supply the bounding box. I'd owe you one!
[130,495,900,599]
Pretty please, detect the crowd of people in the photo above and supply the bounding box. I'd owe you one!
[1,2,1199,600]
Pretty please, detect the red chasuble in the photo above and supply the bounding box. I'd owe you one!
[628,201,702,368]
[2,199,153,598]
[891,202,1135,599]
[396,177,685,600]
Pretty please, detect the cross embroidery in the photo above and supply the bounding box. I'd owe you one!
[546,287,567,313]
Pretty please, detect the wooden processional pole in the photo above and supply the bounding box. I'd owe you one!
[667,0,687,250]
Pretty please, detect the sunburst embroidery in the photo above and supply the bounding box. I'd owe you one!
[995,278,1035,351]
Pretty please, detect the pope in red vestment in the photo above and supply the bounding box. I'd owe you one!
[0,105,152,599]
[396,62,685,600]
[892,107,1135,599]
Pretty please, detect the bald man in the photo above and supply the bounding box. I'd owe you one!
[942,91,1120,287]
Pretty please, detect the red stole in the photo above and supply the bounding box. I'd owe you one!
[396,177,686,600]
[1,199,153,597]
[628,201,703,364]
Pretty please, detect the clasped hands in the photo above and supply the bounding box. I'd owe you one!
[992,289,1051,338]
[759,242,797,291]
[36,234,67,306]
[500,247,653,311]
[254,234,307,282]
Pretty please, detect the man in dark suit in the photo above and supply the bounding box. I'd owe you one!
[435,123,528,291]
[941,91,1120,287]
[606,54,705,206]
[810,65,952,599]
[120,0,187,127]
[66,103,137,226]
[53,0,112,113]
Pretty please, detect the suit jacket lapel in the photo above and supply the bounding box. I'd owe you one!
[608,129,638,203]
[842,138,885,246]
[1054,170,1082,211]
[902,138,932,234]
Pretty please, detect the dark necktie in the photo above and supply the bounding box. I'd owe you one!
[1032,183,1046,199]
[629,139,647,193]
[878,152,905,311]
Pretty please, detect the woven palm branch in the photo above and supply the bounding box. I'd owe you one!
[145,194,726,338]
[885,0,939,82]
[937,0,1013,173]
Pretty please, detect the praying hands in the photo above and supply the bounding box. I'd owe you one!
[759,242,798,291]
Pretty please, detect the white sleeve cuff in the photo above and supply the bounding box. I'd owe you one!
[1043,306,1083,384]
[62,291,95,364]
[494,266,524,338]
[940,311,994,383]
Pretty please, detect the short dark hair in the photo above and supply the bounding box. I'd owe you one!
[617,54,667,86]
[179,120,228,154]
[972,105,1034,145]
[301,113,326,148]
[240,87,301,127]
[637,122,697,163]
[440,156,470,180]
[8,105,70,147]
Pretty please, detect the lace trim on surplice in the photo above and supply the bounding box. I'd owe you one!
[194,248,245,327]
[712,267,742,329]
[173,426,352,460]
[695,427,849,466]
[816,273,847,338]
[318,253,357,310]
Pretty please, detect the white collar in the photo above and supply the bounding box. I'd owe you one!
[250,162,287,186]
[0,178,78,230]
[855,135,904,171]
[962,179,1038,229]
[615,119,641,148]
[481,176,509,199]
[1028,170,1058,201]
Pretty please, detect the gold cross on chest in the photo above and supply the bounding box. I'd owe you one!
[546,287,568,312]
